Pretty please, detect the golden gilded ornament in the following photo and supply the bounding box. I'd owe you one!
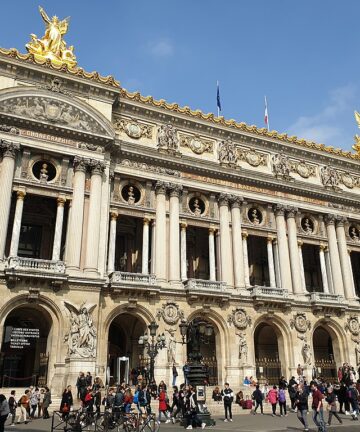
[352,111,360,155]
[26,6,77,68]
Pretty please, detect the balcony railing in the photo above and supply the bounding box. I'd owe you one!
[109,271,156,285]
[249,286,289,298]
[184,279,226,291]
[310,292,344,304]
[6,257,66,273]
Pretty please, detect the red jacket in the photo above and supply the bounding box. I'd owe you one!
[158,391,168,411]
[268,389,278,405]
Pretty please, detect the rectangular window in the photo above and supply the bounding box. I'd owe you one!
[18,224,42,258]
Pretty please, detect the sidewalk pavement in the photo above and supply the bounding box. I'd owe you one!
[5,411,359,432]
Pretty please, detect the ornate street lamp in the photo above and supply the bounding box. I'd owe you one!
[138,321,166,382]
[179,318,216,426]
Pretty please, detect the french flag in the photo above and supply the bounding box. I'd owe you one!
[264,95,269,131]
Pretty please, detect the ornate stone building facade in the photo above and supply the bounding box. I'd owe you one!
[1,15,360,394]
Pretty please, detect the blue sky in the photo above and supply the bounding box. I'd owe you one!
[1,0,359,151]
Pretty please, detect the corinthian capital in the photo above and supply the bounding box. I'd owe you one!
[335,215,347,227]
[89,159,105,175]
[229,195,244,208]
[155,181,168,195]
[324,214,336,226]
[1,140,20,159]
[168,183,183,197]
[273,203,286,216]
[286,206,299,219]
[73,156,89,173]
[218,193,231,207]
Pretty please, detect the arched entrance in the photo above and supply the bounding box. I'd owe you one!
[254,323,282,384]
[313,326,336,381]
[186,318,218,385]
[108,313,147,385]
[0,305,52,387]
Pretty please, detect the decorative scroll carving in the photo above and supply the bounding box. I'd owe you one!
[179,134,213,155]
[238,148,266,167]
[345,316,360,336]
[293,160,316,179]
[320,164,341,190]
[157,302,184,325]
[114,117,153,139]
[290,313,311,333]
[228,308,252,330]
[0,124,20,135]
[341,172,357,189]
[63,301,97,358]
[120,159,180,177]
[0,96,107,135]
[218,138,238,165]
[41,77,72,96]
[77,143,104,153]
[272,153,293,181]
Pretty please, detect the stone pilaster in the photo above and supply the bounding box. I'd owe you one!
[52,195,66,261]
[242,231,250,287]
[168,184,182,283]
[325,215,345,297]
[180,223,187,281]
[151,220,156,274]
[230,196,245,288]
[274,204,292,292]
[107,211,118,274]
[155,181,167,281]
[84,160,105,276]
[9,189,26,257]
[286,207,303,294]
[218,193,233,286]
[267,236,276,288]
[208,227,216,281]
[66,157,88,271]
[335,217,354,300]
[142,218,150,274]
[297,240,306,292]
[273,239,282,288]
[0,140,20,259]
[319,244,329,293]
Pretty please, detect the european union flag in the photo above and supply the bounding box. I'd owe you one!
[217,81,222,115]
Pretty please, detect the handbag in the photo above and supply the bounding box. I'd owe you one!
[61,403,70,413]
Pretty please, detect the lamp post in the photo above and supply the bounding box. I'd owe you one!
[138,321,166,383]
[179,318,216,426]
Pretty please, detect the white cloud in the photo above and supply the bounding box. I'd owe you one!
[288,84,357,147]
[147,39,174,57]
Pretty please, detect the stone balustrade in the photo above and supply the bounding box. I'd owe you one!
[184,278,226,291]
[6,256,66,273]
[110,271,156,285]
[309,292,344,304]
[249,285,289,298]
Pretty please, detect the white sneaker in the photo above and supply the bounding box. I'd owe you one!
[346,411,350,415]
[229,419,233,422]
[165,419,171,424]
[186,426,193,430]
[201,423,206,429]
[224,419,228,422]
[171,417,175,424]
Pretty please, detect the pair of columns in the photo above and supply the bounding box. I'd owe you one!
[66,157,105,275]
[107,213,151,274]
[7,189,66,260]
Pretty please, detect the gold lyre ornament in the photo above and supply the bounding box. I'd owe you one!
[26,6,77,68]
[353,111,360,155]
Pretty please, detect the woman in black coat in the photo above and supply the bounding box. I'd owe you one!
[60,385,73,419]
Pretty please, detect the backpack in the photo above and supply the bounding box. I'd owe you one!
[8,396,16,410]
[133,391,139,404]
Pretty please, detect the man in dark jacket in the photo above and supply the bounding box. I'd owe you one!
[295,386,309,432]
[221,383,234,422]
[252,385,263,414]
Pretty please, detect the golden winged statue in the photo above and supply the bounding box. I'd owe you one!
[26,6,77,68]
[353,110,360,154]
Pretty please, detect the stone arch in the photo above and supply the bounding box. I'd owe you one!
[252,315,294,382]
[0,294,64,387]
[186,308,230,385]
[0,86,115,139]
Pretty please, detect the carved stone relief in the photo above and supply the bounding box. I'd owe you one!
[157,302,184,326]
[120,159,180,177]
[114,117,153,139]
[290,313,311,333]
[157,123,180,154]
[218,138,238,165]
[238,148,267,167]
[320,164,341,190]
[179,134,214,155]
[294,160,316,179]
[228,308,252,330]
[272,153,293,181]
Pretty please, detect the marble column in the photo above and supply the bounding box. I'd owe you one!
[230,197,245,288]
[242,231,250,287]
[0,141,20,259]
[209,228,216,281]
[52,196,66,261]
[347,249,357,297]
[9,190,26,257]
[142,218,150,274]
[155,182,167,281]
[274,204,293,292]
[298,240,306,292]
[169,184,182,283]
[84,160,105,275]
[319,244,329,294]
[273,239,282,288]
[215,230,221,281]
[286,207,303,294]
[266,236,276,288]
[180,223,187,281]
[151,220,156,274]
[218,193,233,286]
[66,157,87,271]
[325,215,344,296]
[324,247,334,294]
[335,217,354,300]
[107,211,118,274]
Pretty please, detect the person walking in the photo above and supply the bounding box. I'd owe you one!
[18,390,30,424]
[158,386,170,423]
[0,394,10,432]
[29,387,39,419]
[268,385,278,417]
[76,372,87,401]
[311,382,326,432]
[348,382,359,420]
[251,385,264,414]
[279,387,287,417]
[38,388,45,418]
[172,364,178,387]
[170,386,181,423]
[42,386,51,419]
[185,386,205,430]
[325,386,342,426]
[221,382,234,422]
[60,385,73,420]
[295,386,309,432]
[8,390,17,426]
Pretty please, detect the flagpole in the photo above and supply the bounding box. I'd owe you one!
[217,80,220,117]
[265,95,270,132]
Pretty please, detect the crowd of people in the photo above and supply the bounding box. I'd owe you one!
[0,363,359,431]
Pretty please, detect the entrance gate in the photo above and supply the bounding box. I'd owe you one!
[255,358,282,385]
